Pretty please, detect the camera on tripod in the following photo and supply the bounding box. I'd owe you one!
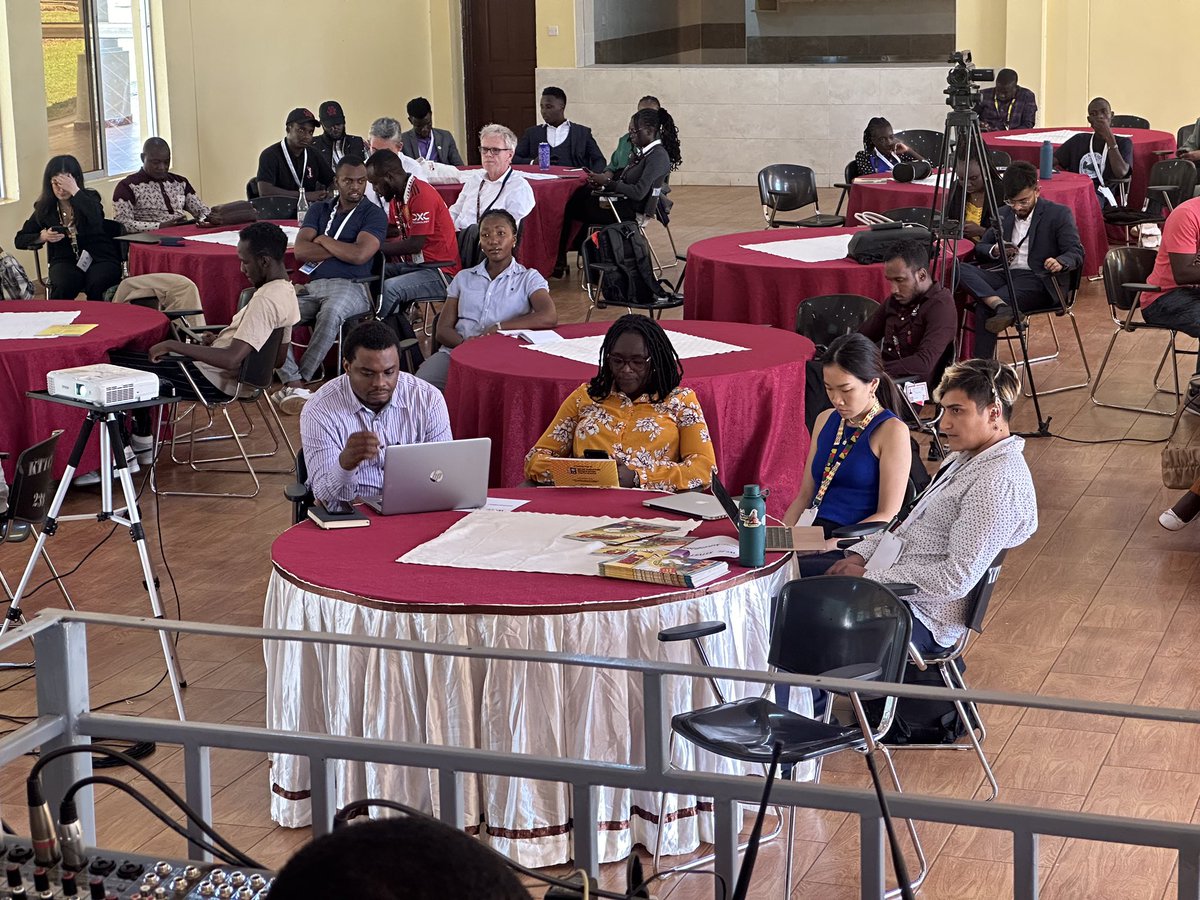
[944,50,994,110]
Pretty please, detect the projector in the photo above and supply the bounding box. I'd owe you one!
[47,364,160,407]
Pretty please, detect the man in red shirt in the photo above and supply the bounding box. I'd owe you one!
[365,150,460,318]
[1141,196,1200,398]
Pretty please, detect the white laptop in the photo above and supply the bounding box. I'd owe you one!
[360,438,490,515]
[642,491,729,520]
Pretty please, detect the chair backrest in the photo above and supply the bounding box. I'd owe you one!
[1101,246,1157,312]
[892,130,944,163]
[1178,124,1197,150]
[757,164,818,213]
[246,178,260,201]
[987,149,1012,168]
[5,433,62,526]
[770,576,913,683]
[238,327,287,391]
[457,224,483,270]
[1146,158,1198,213]
[1051,263,1084,309]
[1111,114,1150,130]
[963,549,1007,633]
[795,294,880,348]
[103,219,128,263]
[360,250,387,312]
[251,196,298,220]
[882,206,935,227]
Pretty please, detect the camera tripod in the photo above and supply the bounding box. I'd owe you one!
[927,94,1053,436]
[1,392,187,720]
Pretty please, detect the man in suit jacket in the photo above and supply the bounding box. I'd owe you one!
[958,161,1084,359]
[399,97,464,166]
[514,86,606,173]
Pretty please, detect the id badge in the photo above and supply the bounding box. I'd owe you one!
[902,380,930,405]
[865,532,904,572]
[797,507,817,527]
[76,250,93,272]
[298,261,320,276]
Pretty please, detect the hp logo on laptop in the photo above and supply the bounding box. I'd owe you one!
[429,469,444,483]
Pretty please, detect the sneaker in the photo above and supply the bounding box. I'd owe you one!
[985,302,1016,334]
[273,387,312,416]
[73,447,140,487]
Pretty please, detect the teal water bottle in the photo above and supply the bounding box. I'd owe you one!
[1039,140,1054,179]
[738,484,767,568]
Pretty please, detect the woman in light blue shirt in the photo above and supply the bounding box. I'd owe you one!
[415,209,557,391]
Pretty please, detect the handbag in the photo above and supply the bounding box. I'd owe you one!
[0,250,35,300]
[200,201,257,228]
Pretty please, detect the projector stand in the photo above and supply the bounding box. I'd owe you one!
[0,392,187,720]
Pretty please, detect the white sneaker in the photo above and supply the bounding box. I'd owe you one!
[131,433,154,464]
[73,447,140,487]
[273,387,313,416]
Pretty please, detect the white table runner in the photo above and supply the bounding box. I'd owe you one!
[521,331,748,365]
[739,233,854,263]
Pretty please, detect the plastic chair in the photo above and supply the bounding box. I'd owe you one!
[1090,247,1191,416]
[794,294,879,351]
[251,196,298,221]
[996,265,1091,396]
[1103,158,1197,235]
[655,576,925,897]
[757,164,845,229]
[892,129,944,163]
[987,149,1012,168]
[1110,114,1150,130]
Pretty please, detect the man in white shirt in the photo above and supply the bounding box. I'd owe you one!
[448,124,536,232]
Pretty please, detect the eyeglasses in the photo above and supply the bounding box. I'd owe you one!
[479,146,511,156]
[1004,191,1038,208]
[609,354,651,370]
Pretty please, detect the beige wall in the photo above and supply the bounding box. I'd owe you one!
[537,0,579,68]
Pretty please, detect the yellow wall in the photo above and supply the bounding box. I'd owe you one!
[537,0,578,69]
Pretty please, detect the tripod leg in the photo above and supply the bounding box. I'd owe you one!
[105,417,188,720]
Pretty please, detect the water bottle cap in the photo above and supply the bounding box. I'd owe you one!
[742,484,761,497]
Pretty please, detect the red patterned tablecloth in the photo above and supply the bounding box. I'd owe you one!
[0,301,168,479]
[443,320,814,517]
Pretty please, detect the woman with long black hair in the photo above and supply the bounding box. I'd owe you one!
[14,155,122,299]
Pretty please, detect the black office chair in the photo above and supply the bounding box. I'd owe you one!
[580,225,685,322]
[893,340,953,461]
[251,196,298,221]
[991,265,1090,396]
[794,294,879,352]
[757,164,844,229]
[1110,114,1150,130]
[246,178,260,201]
[1179,123,1197,151]
[1104,158,1198,234]
[833,159,859,218]
[456,223,484,270]
[892,129,944,163]
[987,149,1012,168]
[655,576,925,896]
[882,206,938,227]
[284,449,315,525]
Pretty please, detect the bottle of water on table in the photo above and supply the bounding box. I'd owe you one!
[538,142,551,172]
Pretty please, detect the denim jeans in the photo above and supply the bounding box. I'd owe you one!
[1142,288,1200,374]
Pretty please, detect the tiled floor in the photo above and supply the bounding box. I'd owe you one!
[3,185,1200,899]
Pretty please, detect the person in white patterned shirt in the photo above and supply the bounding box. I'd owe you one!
[825,358,1037,654]
[300,320,451,509]
[112,138,210,232]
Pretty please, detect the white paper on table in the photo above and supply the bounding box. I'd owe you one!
[519,171,563,181]
[184,226,300,247]
[397,510,697,576]
[0,311,81,340]
[739,233,854,263]
[453,497,531,512]
[991,129,1134,145]
[522,331,748,365]
[499,328,561,345]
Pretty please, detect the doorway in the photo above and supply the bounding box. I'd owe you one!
[462,0,537,165]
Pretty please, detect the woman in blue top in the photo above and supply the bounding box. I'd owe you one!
[853,117,926,176]
[784,333,911,536]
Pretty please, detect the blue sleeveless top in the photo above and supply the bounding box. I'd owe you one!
[808,409,897,527]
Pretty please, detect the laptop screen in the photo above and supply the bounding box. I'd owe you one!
[709,472,743,526]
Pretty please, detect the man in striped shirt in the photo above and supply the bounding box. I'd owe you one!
[300,320,451,509]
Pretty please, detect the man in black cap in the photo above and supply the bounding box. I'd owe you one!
[314,100,366,169]
[256,108,336,200]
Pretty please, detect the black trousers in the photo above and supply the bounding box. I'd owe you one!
[957,264,1058,359]
[49,259,122,300]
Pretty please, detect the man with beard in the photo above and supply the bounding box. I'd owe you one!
[313,100,366,169]
[112,137,210,231]
[256,107,335,201]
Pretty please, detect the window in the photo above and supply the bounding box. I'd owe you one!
[41,0,157,177]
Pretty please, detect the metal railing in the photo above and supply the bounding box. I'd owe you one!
[4,609,1200,900]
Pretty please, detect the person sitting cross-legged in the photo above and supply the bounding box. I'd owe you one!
[957,161,1084,359]
[416,209,556,392]
[273,155,387,415]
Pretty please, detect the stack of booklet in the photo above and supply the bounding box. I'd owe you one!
[565,521,729,588]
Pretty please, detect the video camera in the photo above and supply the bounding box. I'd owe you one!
[944,50,994,110]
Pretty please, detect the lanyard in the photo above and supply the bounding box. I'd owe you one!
[994,96,1016,127]
[280,141,308,191]
[887,455,966,534]
[476,168,514,223]
[874,149,899,172]
[811,403,883,510]
[325,201,360,240]
[331,138,345,167]
[1081,139,1109,182]
[420,136,436,162]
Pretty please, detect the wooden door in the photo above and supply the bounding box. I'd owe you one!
[462,0,537,165]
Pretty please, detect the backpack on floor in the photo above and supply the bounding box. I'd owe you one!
[586,222,668,308]
[867,659,968,745]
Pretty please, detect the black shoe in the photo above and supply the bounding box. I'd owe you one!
[551,263,568,279]
[985,302,1015,334]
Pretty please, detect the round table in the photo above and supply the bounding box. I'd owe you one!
[264,487,799,867]
[443,320,815,516]
[982,126,1176,208]
[846,170,1109,276]
[127,220,300,325]
[432,165,588,278]
[0,301,168,480]
[684,226,973,331]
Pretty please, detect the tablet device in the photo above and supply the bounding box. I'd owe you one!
[545,457,619,488]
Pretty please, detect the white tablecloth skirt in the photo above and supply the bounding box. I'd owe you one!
[263,560,809,868]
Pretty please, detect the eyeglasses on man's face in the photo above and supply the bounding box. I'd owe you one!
[479,146,511,156]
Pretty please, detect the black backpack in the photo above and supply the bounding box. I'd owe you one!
[868,660,968,745]
[586,222,672,308]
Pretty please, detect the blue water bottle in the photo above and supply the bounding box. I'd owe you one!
[738,484,767,569]
[1039,140,1054,179]
[538,141,551,172]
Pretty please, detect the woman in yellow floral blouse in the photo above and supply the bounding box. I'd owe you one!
[524,315,717,492]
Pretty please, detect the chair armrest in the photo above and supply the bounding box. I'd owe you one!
[883,582,919,597]
[1147,184,1176,193]
[183,323,223,332]
[163,309,207,321]
[1151,149,1176,156]
[1122,282,1161,293]
[658,621,727,643]
[833,182,851,191]
[674,254,687,262]
[590,262,619,274]
[830,521,889,539]
[818,662,883,681]
[412,259,457,271]
[283,483,311,502]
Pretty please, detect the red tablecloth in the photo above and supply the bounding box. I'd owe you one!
[272,487,788,613]
[846,171,1109,276]
[684,227,972,330]
[433,165,588,277]
[127,220,301,325]
[443,321,814,517]
[0,301,168,480]
[983,127,1176,208]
